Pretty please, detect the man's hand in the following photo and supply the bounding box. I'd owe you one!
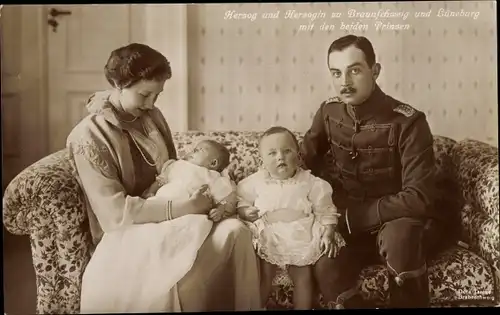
[238,206,260,222]
[320,224,336,258]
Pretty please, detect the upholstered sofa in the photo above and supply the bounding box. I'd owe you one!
[3,131,499,313]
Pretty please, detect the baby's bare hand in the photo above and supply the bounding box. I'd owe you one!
[320,234,335,258]
[238,206,260,222]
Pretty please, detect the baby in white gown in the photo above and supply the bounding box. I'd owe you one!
[143,139,236,221]
[237,126,346,310]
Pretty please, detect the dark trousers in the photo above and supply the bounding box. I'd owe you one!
[314,216,443,308]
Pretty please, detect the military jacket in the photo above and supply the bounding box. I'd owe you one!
[300,85,439,234]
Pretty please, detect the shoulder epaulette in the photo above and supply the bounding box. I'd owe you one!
[323,96,343,105]
[393,103,416,117]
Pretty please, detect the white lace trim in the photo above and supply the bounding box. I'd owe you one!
[244,220,346,269]
[255,230,346,269]
[256,240,324,268]
[260,167,312,185]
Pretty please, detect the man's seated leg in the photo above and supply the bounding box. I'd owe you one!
[377,217,441,308]
[313,230,378,309]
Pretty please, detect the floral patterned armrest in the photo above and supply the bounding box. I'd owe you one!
[2,149,92,314]
[451,139,500,302]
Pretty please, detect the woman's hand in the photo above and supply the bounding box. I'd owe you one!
[187,185,213,215]
[208,206,225,222]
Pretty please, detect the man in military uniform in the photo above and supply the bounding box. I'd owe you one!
[300,35,444,309]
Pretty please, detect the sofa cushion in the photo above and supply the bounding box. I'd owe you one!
[269,246,495,308]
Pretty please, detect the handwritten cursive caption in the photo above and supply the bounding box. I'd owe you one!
[223,8,481,32]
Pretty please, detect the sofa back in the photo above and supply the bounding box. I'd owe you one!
[172,131,458,183]
[0,131,481,242]
[172,131,460,230]
[172,131,499,245]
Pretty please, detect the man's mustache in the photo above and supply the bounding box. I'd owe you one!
[340,87,356,94]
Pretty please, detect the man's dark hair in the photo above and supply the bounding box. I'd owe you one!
[104,43,172,89]
[202,140,231,172]
[260,126,299,151]
[327,35,376,67]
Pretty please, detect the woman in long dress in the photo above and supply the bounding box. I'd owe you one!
[67,43,261,312]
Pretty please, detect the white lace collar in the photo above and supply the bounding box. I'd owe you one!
[261,167,310,184]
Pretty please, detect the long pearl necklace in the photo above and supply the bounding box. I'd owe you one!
[125,118,158,167]
[119,115,138,123]
[130,133,157,167]
[113,100,157,167]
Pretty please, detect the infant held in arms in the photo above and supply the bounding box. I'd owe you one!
[143,139,237,221]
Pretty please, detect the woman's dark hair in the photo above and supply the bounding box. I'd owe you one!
[260,126,299,151]
[104,43,172,89]
[327,35,376,68]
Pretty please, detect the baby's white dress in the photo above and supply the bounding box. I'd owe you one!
[155,159,234,204]
[80,160,234,313]
[237,168,345,268]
